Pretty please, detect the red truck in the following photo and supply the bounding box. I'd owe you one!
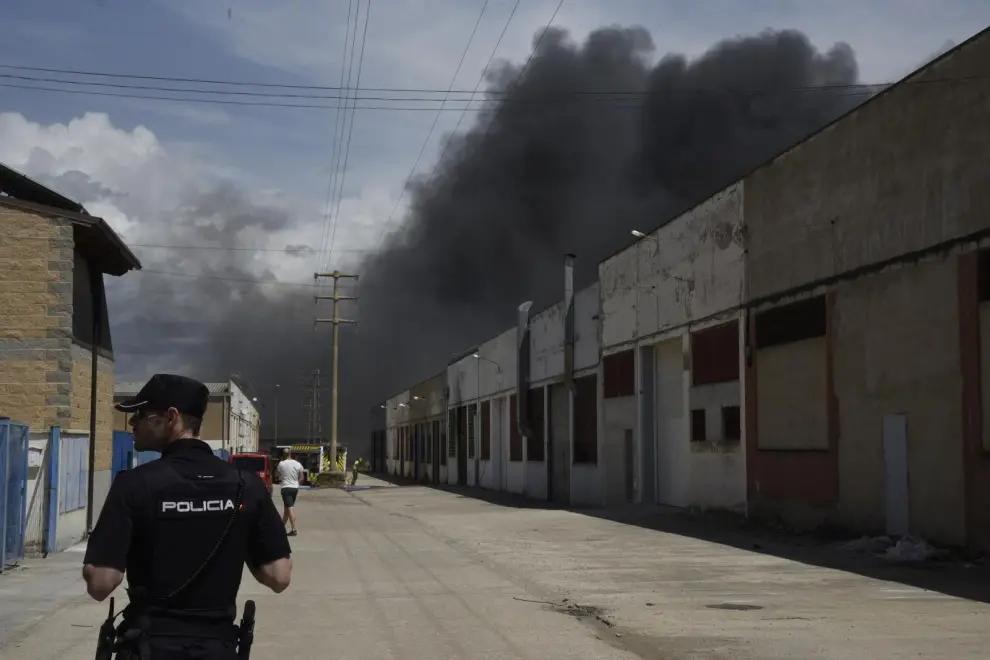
[230,452,273,494]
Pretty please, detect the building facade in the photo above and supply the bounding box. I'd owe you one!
[377,28,990,551]
[740,26,990,548]
[0,164,141,524]
[114,379,260,453]
[599,183,747,512]
[385,373,446,482]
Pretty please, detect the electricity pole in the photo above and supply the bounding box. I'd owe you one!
[274,383,279,445]
[314,270,357,473]
[302,371,329,444]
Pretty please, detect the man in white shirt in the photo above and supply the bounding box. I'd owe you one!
[276,450,304,537]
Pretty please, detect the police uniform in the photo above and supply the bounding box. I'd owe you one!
[84,374,291,660]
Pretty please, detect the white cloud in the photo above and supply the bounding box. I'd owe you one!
[0,111,398,376]
[0,111,393,269]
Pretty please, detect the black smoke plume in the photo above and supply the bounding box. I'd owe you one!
[176,26,863,452]
[341,27,860,443]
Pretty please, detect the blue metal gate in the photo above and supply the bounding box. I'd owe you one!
[1,419,29,570]
[112,431,134,481]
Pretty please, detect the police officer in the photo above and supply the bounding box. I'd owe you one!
[82,374,293,659]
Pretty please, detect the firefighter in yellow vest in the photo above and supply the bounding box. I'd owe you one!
[349,457,365,486]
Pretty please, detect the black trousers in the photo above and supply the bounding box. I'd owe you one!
[117,636,238,660]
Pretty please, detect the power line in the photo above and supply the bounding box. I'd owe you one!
[369,0,567,251]
[4,61,977,97]
[129,267,634,293]
[428,0,521,187]
[130,267,414,291]
[323,0,373,271]
[0,81,547,111]
[132,243,383,253]
[0,236,396,252]
[368,0,494,261]
[0,72,919,107]
[314,0,360,300]
[131,238,384,255]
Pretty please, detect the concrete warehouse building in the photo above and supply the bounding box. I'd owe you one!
[386,279,604,506]
[113,379,261,453]
[0,163,141,526]
[386,372,446,483]
[380,27,990,551]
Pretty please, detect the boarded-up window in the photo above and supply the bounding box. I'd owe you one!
[440,419,448,466]
[756,339,828,450]
[457,406,468,460]
[691,321,739,385]
[978,249,990,302]
[431,420,438,463]
[755,295,826,348]
[722,405,741,442]
[603,349,635,398]
[690,409,707,442]
[72,250,114,354]
[509,394,522,462]
[755,295,828,450]
[573,374,598,464]
[447,410,457,457]
[527,387,545,462]
[467,404,477,459]
[481,400,491,460]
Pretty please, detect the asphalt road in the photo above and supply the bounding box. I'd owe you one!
[0,481,634,660]
[1,477,987,660]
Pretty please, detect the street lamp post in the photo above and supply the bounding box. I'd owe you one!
[472,352,502,487]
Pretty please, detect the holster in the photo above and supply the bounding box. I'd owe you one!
[94,597,117,660]
[110,590,253,659]
[237,601,256,660]
[110,600,152,660]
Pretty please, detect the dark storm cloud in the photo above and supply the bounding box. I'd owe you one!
[127,26,865,448]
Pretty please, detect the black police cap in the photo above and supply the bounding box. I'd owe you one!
[115,374,210,419]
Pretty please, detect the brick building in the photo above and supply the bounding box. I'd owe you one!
[0,163,140,523]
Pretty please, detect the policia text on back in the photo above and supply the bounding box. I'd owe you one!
[82,374,293,660]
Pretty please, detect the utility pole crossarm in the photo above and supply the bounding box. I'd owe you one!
[314,271,359,280]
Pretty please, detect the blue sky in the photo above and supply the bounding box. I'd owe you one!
[1,0,989,377]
